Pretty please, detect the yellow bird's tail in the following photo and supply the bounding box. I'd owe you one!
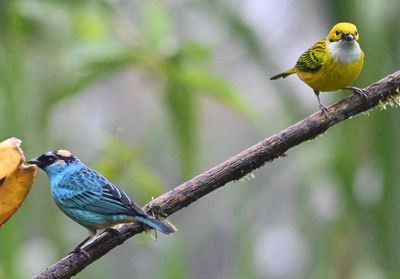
[270,68,296,80]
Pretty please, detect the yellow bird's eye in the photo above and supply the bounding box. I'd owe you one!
[355,31,358,35]
[335,30,340,36]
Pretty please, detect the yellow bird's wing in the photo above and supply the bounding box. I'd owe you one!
[295,39,327,72]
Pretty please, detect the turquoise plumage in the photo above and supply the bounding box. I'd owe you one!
[29,150,175,253]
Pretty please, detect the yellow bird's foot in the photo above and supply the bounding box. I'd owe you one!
[319,105,330,118]
[345,86,368,100]
[314,90,330,118]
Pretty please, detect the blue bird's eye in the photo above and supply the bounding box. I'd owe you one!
[41,154,57,165]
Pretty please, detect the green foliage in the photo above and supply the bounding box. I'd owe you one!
[156,239,188,279]
[94,137,167,202]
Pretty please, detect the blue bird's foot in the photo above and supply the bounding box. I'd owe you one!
[70,236,92,259]
[72,247,91,260]
[104,225,126,245]
[105,225,123,235]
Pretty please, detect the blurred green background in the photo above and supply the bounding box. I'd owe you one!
[0,0,399,278]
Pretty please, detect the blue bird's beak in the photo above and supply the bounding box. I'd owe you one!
[27,158,42,167]
[342,34,354,41]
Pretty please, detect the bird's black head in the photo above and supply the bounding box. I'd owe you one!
[28,150,77,169]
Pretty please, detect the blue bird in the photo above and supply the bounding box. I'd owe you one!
[28,150,175,252]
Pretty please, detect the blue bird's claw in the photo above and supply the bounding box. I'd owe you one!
[69,235,92,259]
[78,248,91,259]
[70,246,91,260]
[105,225,123,235]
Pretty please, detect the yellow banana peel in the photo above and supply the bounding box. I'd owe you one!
[0,138,36,227]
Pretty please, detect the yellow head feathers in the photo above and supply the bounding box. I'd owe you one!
[327,22,360,42]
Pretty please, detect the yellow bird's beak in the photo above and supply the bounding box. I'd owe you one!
[342,34,355,41]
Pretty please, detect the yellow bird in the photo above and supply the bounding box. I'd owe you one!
[271,22,365,116]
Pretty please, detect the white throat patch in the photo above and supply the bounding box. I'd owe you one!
[327,39,362,64]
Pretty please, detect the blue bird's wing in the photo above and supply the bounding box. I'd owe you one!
[56,166,147,217]
[57,190,100,208]
[57,183,147,217]
[83,183,147,217]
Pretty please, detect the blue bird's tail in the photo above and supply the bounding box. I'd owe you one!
[135,216,176,235]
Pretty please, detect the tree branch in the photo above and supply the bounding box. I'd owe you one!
[33,70,400,279]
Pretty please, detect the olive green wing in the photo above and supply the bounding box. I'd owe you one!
[295,39,326,72]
